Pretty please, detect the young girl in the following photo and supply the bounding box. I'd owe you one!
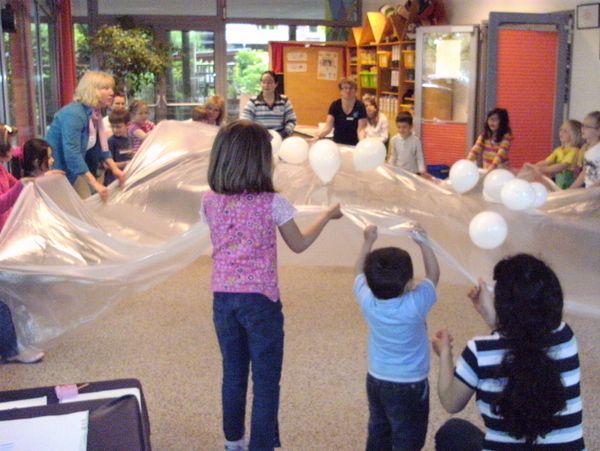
[570,111,600,189]
[432,254,584,450]
[202,120,342,451]
[525,120,583,189]
[128,99,155,153]
[363,97,389,143]
[467,107,512,173]
[205,95,226,126]
[23,138,55,177]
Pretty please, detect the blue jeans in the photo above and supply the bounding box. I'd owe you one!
[213,292,284,451]
[435,418,484,451]
[366,373,429,451]
[0,301,18,359]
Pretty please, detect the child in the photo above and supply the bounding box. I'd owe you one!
[1,300,44,364]
[467,107,512,173]
[570,111,600,189]
[128,99,155,153]
[364,97,389,143]
[388,112,427,176]
[22,138,54,177]
[354,223,440,450]
[201,119,342,451]
[191,106,209,123]
[528,120,582,189]
[105,108,133,186]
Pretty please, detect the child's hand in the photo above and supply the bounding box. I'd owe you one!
[469,279,496,329]
[363,225,378,243]
[327,203,343,220]
[409,223,427,243]
[432,328,453,357]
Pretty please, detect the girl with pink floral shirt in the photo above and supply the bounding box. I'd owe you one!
[202,120,342,451]
[128,100,155,153]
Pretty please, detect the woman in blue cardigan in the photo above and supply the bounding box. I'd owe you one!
[46,71,126,200]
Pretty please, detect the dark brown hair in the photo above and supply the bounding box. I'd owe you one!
[207,120,275,194]
[395,112,413,127]
[108,107,130,125]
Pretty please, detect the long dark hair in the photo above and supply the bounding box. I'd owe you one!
[207,120,274,194]
[23,138,52,176]
[492,254,566,443]
[483,107,511,142]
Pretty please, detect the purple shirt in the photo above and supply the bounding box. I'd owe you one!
[201,191,296,301]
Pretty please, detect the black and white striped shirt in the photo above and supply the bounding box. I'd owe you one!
[242,93,297,138]
[455,322,585,450]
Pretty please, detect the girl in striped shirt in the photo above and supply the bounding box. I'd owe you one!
[432,254,584,450]
[468,108,513,173]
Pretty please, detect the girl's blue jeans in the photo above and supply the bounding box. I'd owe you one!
[0,300,19,359]
[213,292,284,451]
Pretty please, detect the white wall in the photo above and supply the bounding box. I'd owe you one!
[362,0,600,120]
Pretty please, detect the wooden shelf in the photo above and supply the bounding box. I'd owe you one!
[381,91,399,96]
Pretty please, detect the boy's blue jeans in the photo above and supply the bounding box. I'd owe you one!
[366,373,429,451]
[213,292,284,451]
[0,301,18,359]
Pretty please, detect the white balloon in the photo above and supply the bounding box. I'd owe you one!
[449,159,480,194]
[500,179,536,211]
[309,140,341,184]
[268,130,282,156]
[278,136,309,164]
[483,169,515,203]
[354,138,386,171]
[530,182,548,208]
[469,211,508,249]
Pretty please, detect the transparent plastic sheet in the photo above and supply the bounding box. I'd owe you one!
[0,121,598,348]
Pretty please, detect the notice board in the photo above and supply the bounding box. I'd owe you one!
[283,45,345,126]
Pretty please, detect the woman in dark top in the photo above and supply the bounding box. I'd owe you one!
[316,78,367,146]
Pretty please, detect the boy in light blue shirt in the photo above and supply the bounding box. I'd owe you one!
[354,224,439,451]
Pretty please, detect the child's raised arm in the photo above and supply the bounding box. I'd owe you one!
[410,225,440,286]
[355,225,378,276]
[278,203,343,253]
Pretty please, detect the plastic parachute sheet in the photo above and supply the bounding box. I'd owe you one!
[0,120,598,348]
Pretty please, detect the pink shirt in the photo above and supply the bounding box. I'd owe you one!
[0,165,23,231]
[128,120,155,153]
[202,191,296,301]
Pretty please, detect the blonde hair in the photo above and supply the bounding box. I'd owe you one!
[562,119,583,148]
[206,95,226,126]
[73,71,115,107]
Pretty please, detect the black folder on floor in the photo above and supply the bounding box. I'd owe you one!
[0,378,151,450]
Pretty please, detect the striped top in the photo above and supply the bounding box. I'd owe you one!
[455,322,585,450]
[468,133,512,170]
[242,93,297,138]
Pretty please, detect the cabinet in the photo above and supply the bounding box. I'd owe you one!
[346,8,419,135]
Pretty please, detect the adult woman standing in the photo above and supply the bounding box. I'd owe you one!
[241,71,297,138]
[432,254,585,450]
[316,78,367,146]
[46,71,126,201]
[205,95,226,127]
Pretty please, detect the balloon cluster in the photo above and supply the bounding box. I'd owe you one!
[448,161,549,250]
[276,136,387,184]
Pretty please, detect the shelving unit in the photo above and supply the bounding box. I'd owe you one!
[346,7,419,135]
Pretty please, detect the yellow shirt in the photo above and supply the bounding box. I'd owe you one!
[544,145,579,170]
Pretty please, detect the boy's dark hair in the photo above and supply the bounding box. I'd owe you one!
[207,119,275,194]
[395,112,413,127]
[364,247,413,299]
[108,107,130,125]
[23,138,52,176]
[191,106,208,122]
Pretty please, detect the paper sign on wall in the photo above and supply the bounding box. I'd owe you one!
[287,51,307,61]
[317,51,338,81]
[287,63,307,72]
[435,39,462,79]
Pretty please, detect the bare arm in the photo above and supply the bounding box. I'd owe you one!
[411,226,440,286]
[468,279,496,329]
[102,157,126,186]
[355,225,377,276]
[432,328,475,413]
[569,169,585,189]
[357,117,368,141]
[132,128,148,140]
[278,203,343,253]
[316,115,335,139]
[84,171,108,201]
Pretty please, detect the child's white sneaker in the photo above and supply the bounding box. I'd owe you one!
[224,437,248,451]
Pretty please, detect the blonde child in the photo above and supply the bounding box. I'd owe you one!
[524,120,582,189]
[202,120,342,450]
[570,111,600,189]
[128,99,155,153]
[467,107,512,173]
